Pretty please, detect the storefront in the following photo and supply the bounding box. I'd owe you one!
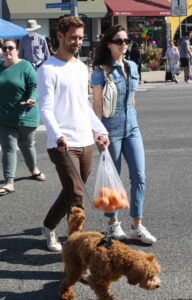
[104,0,171,49]
[167,0,192,40]
[6,0,107,54]
[127,17,167,49]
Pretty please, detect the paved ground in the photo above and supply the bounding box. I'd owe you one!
[142,70,185,83]
[0,79,192,300]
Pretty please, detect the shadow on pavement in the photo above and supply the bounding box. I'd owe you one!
[0,227,67,266]
[0,281,60,300]
[0,176,32,185]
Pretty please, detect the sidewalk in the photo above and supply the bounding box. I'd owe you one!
[142,70,184,83]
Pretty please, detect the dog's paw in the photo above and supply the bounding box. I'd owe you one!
[59,290,74,300]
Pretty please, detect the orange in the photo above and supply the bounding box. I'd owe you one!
[99,187,111,198]
[109,191,121,205]
[93,198,102,209]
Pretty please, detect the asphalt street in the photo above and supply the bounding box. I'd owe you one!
[0,80,192,300]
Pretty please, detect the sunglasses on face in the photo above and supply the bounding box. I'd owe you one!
[110,38,130,46]
[2,46,15,52]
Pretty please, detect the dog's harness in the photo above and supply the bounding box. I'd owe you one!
[97,233,113,249]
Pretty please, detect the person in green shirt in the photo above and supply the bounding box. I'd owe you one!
[0,38,45,196]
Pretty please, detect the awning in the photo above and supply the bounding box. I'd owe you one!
[0,19,27,40]
[104,0,171,17]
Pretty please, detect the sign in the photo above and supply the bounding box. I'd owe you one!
[45,2,70,10]
[171,0,187,16]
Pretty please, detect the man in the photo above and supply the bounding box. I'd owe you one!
[19,19,49,69]
[180,31,192,83]
[37,16,109,252]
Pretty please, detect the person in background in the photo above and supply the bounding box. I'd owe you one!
[38,16,109,253]
[19,19,50,70]
[165,40,180,83]
[90,33,104,64]
[0,39,45,196]
[180,31,192,83]
[46,37,56,56]
[91,24,156,244]
[129,42,142,84]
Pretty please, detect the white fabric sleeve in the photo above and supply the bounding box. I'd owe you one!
[88,101,108,135]
[37,67,63,143]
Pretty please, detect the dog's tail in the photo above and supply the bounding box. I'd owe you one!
[68,206,86,236]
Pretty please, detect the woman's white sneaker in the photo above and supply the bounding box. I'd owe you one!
[106,222,127,240]
[130,224,156,244]
[42,226,62,252]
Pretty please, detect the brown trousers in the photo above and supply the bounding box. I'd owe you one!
[44,145,94,230]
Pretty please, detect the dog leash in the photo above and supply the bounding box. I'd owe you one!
[65,150,113,246]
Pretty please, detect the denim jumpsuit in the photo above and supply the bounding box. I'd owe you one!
[91,60,145,219]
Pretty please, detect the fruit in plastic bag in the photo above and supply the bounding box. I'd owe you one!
[93,186,129,211]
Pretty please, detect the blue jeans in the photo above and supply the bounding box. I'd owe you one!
[105,127,145,219]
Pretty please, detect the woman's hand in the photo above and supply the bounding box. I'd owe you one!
[20,99,36,111]
[94,133,109,151]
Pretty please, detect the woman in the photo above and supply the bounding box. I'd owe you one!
[91,25,156,244]
[0,39,45,196]
[165,40,180,83]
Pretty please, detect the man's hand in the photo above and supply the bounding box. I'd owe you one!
[94,133,109,151]
[57,136,68,152]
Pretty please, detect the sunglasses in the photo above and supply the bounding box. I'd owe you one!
[2,46,15,52]
[110,38,130,46]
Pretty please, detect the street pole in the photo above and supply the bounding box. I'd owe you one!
[70,0,78,17]
[0,0,3,19]
[179,16,182,39]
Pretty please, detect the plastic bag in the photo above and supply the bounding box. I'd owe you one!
[93,149,129,212]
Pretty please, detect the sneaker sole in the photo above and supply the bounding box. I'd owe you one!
[130,235,156,245]
[111,235,127,241]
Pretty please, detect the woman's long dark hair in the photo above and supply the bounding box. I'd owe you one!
[92,24,126,67]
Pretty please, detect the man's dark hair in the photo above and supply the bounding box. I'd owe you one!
[57,16,84,34]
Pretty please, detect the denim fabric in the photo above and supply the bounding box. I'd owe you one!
[91,60,145,219]
[0,125,37,182]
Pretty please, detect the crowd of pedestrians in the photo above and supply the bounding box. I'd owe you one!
[0,16,157,250]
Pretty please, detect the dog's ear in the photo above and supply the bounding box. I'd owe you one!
[128,272,143,286]
[145,253,155,262]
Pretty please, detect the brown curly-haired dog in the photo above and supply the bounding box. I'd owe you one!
[59,207,160,300]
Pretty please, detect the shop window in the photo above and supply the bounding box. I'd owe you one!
[127,17,166,50]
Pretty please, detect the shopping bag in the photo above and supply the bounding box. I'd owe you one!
[93,149,129,212]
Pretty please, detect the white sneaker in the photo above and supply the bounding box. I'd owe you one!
[42,226,62,252]
[186,80,192,83]
[106,222,127,240]
[130,224,156,244]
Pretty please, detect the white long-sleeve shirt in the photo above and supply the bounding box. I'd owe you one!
[38,56,108,149]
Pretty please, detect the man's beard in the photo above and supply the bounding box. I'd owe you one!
[65,44,80,55]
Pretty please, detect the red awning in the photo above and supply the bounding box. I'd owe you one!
[104,0,171,17]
